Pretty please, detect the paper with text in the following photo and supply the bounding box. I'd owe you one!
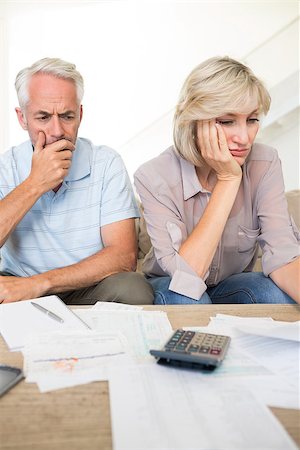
[76,309,173,362]
[23,330,132,392]
[109,364,297,450]
[184,315,299,409]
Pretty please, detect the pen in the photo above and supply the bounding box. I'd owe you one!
[31,302,64,323]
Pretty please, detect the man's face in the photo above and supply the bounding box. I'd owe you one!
[15,73,82,147]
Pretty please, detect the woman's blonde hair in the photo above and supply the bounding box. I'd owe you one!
[173,56,271,166]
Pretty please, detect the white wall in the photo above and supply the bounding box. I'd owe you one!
[1,1,299,189]
[247,19,299,191]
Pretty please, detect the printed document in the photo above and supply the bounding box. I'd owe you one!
[109,364,298,450]
[76,309,173,362]
[184,315,300,409]
[23,330,132,392]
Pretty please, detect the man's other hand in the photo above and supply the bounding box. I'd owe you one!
[0,276,45,303]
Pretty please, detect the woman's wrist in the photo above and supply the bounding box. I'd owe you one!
[215,172,242,183]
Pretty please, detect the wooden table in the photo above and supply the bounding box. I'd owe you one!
[1,304,299,450]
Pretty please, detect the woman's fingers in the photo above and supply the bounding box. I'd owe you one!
[215,123,228,153]
[209,120,220,154]
[198,119,223,158]
[196,119,241,179]
[198,120,214,157]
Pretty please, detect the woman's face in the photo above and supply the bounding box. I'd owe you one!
[215,106,260,166]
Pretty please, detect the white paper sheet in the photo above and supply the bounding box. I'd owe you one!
[0,295,89,350]
[214,313,274,322]
[203,315,300,388]
[185,317,300,409]
[92,302,143,311]
[23,330,132,392]
[35,354,133,393]
[236,321,300,342]
[234,332,300,388]
[76,309,173,362]
[109,364,298,450]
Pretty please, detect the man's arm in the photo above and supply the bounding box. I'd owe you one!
[0,179,42,248]
[0,132,74,247]
[0,218,137,303]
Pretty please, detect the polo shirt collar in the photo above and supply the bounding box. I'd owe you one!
[179,156,206,200]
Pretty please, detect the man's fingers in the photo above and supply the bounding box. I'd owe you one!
[36,138,75,155]
[56,149,74,161]
[50,139,75,153]
[34,131,46,153]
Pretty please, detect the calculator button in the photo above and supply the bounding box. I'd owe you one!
[177,342,189,348]
[165,344,175,350]
[184,331,195,338]
[199,346,210,354]
[188,345,200,352]
[174,330,185,336]
[210,348,221,355]
[166,340,177,347]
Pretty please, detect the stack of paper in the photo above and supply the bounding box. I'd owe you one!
[108,314,299,450]
[1,299,299,450]
[75,307,173,362]
[0,297,173,391]
[182,315,300,409]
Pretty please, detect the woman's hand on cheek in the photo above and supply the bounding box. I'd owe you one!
[197,120,242,181]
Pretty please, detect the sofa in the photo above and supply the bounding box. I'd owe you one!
[136,190,300,273]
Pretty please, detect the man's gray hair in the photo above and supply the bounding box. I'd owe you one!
[15,57,84,109]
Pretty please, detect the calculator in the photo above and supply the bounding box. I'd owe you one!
[150,329,230,370]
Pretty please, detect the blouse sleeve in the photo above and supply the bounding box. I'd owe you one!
[134,167,207,300]
[255,152,300,275]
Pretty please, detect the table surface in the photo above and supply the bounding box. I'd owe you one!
[1,304,299,450]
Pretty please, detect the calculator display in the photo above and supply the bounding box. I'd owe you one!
[150,329,230,370]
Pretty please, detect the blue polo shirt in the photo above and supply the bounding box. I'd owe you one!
[0,138,139,276]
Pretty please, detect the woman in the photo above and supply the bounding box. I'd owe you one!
[134,56,300,305]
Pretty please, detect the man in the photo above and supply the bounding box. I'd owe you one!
[0,57,153,305]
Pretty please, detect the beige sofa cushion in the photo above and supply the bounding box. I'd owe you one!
[286,189,300,228]
[137,190,300,273]
[136,203,152,272]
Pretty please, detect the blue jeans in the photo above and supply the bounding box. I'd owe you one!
[148,272,296,305]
